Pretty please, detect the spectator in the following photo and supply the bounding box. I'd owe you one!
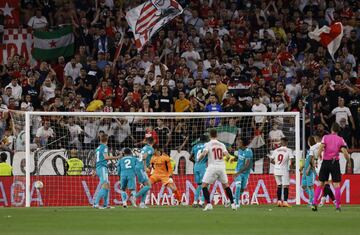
[66,117,83,150]
[330,97,355,130]
[252,96,268,124]
[145,56,168,78]
[174,90,190,112]
[1,87,12,106]
[181,42,200,72]
[158,86,173,112]
[93,80,113,102]
[82,118,100,149]
[0,152,12,176]
[20,94,34,111]
[64,58,83,82]
[27,8,48,30]
[268,122,285,150]
[5,78,22,106]
[35,120,55,147]
[155,118,171,152]
[22,75,41,109]
[138,98,153,113]
[39,77,56,104]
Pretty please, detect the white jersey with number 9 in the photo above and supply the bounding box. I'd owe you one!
[204,139,228,167]
[270,146,294,175]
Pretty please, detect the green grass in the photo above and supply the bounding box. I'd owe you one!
[0,205,359,235]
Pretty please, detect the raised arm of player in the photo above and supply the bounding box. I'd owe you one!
[198,148,209,161]
[104,153,120,161]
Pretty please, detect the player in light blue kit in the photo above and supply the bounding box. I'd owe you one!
[117,148,138,208]
[232,137,253,208]
[301,136,316,206]
[134,137,154,208]
[142,137,155,170]
[93,134,119,209]
[191,134,208,208]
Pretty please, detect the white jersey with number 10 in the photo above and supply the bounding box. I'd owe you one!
[204,139,228,167]
[270,146,294,175]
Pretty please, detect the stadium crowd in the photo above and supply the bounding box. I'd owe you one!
[0,0,360,154]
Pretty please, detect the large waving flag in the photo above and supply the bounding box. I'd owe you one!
[308,22,343,60]
[126,0,183,50]
[32,26,74,60]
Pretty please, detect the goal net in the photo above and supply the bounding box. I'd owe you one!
[0,111,300,207]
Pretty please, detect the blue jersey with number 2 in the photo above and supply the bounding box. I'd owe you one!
[117,156,137,178]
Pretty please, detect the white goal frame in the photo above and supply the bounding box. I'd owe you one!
[24,111,301,207]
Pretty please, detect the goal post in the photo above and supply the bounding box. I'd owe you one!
[20,111,301,207]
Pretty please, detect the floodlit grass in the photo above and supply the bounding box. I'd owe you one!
[0,205,359,235]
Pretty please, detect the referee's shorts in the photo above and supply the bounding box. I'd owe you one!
[319,160,341,183]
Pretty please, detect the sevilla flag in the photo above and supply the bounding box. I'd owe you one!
[308,22,343,60]
[126,0,183,50]
[0,0,20,28]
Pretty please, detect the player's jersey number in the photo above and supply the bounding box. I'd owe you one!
[124,159,132,169]
[277,154,284,164]
[212,148,223,160]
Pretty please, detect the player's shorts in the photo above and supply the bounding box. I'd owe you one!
[274,173,290,186]
[235,173,250,190]
[302,172,315,187]
[150,174,172,185]
[96,167,109,184]
[194,165,206,184]
[319,160,341,183]
[202,165,228,184]
[136,169,149,184]
[120,175,136,190]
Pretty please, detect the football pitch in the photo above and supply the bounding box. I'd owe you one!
[0,205,359,235]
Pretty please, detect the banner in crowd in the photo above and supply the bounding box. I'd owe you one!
[0,175,359,207]
[0,0,20,28]
[0,28,33,64]
[32,26,74,60]
[126,0,183,50]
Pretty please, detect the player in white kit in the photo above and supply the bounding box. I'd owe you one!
[270,137,294,207]
[198,129,236,211]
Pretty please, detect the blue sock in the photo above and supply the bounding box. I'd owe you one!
[195,185,202,202]
[136,185,150,203]
[308,187,314,205]
[103,188,109,207]
[94,188,105,206]
[121,190,127,204]
[235,185,241,205]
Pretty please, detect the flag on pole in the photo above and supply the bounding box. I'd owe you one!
[308,22,343,60]
[32,26,74,60]
[126,0,183,50]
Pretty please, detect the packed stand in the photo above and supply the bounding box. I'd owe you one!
[0,0,359,154]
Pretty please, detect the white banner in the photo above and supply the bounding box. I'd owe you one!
[0,28,33,64]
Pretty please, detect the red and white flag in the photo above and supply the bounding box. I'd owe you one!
[308,22,343,60]
[126,0,183,51]
[0,0,20,28]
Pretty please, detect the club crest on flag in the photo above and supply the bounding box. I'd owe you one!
[126,0,183,50]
